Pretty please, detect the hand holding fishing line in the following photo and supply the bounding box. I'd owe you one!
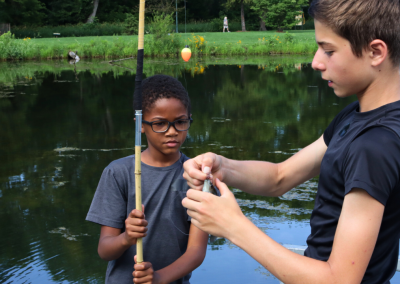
[182,178,246,240]
[124,205,148,246]
[183,152,223,190]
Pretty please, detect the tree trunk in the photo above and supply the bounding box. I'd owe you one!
[241,0,246,31]
[259,14,266,31]
[86,0,100,23]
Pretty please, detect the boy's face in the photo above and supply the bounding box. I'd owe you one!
[312,20,374,98]
[142,98,190,158]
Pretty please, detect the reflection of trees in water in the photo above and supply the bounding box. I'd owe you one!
[0,61,356,283]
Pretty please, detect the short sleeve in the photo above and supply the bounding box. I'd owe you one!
[324,102,359,146]
[86,166,128,229]
[343,127,400,205]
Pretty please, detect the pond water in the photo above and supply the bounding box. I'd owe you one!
[0,56,399,284]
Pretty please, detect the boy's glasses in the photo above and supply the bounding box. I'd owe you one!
[142,118,193,133]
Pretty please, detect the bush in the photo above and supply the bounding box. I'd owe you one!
[146,12,183,56]
[124,13,138,35]
[12,22,125,39]
[302,20,315,30]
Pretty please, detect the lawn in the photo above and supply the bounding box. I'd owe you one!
[3,30,317,60]
[26,30,316,48]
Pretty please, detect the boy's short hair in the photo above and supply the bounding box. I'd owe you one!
[309,0,400,66]
[140,74,191,116]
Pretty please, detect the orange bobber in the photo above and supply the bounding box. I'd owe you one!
[181,45,192,62]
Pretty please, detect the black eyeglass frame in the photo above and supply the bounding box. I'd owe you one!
[142,118,193,133]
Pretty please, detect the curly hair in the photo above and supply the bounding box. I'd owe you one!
[139,74,191,116]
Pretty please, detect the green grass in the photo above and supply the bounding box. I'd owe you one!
[26,30,315,47]
[1,31,317,60]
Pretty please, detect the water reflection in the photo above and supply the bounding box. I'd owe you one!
[0,57,360,283]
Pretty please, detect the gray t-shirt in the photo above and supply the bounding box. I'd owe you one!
[86,154,191,284]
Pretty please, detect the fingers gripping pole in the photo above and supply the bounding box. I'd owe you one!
[135,110,143,264]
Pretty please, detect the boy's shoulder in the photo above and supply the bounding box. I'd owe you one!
[106,155,135,172]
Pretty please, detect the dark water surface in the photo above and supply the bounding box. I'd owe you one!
[1,57,399,284]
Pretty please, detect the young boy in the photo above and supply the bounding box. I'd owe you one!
[86,74,208,284]
[182,0,400,283]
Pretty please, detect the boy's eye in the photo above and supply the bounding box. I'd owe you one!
[176,120,187,125]
[325,51,333,56]
[153,121,167,127]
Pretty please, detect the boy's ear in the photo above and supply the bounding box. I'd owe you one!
[368,39,388,67]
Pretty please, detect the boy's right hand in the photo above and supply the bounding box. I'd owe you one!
[183,152,223,190]
[124,205,148,246]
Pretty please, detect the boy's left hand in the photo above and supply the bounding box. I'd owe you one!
[133,255,163,284]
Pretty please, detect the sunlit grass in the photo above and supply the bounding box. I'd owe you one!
[1,31,317,60]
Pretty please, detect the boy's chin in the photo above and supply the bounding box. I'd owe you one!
[333,89,353,98]
[160,147,181,156]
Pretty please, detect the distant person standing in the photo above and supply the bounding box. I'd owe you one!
[223,17,230,32]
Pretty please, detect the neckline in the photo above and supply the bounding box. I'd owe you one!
[139,152,184,171]
[353,100,400,121]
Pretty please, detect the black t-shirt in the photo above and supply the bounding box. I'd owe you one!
[304,100,400,283]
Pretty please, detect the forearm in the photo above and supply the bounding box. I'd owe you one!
[221,157,283,196]
[220,136,325,196]
[156,246,206,284]
[98,232,132,261]
[229,217,336,284]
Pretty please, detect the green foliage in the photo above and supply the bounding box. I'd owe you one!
[12,23,125,39]
[302,19,315,30]
[149,12,174,40]
[0,32,35,59]
[146,12,183,56]
[0,30,317,60]
[123,13,138,35]
[0,0,46,25]
[251,0,308,30]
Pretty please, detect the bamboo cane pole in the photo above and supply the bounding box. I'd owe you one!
[134,0,146,265]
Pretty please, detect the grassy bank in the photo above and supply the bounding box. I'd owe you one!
[0,31,317,60]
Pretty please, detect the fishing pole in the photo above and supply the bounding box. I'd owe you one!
[134,0,145,265]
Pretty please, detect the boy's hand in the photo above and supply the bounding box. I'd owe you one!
[183,152,223,191]
[133,256,163,284]
[124,205,147,246]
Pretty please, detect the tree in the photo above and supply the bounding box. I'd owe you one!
[226,0,252,32]
[251,0,308,32]
[0,0,46,25]
[86,0,100,23]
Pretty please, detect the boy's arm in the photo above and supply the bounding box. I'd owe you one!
[184,181,384,284]
[184,135,327,197]
[133,224,208,284]
[98,208,147,261]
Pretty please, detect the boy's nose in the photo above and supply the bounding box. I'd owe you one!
[166,125,178,136]
[311,49,326,71]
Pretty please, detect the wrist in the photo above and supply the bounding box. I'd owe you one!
[154,270,167,284]
[218,154,228,181]
[120,232,135,248]
[227,214,252,246]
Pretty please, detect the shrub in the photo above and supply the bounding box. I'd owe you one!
[124,13,138,35]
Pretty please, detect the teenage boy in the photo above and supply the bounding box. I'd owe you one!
[86,75,208,284]
[182,0,400,283]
